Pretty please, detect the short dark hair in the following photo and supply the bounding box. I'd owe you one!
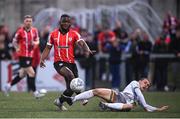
[59,14,71,23]
[60,14,70,19]
[24,15,33,20]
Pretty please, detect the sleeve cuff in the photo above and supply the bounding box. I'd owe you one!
[47,42,52,46]
[76,39,84,42]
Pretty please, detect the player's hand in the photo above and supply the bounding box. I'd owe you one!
[157,105,169,112]
[40,60,46,68]
[90,50,96,55]
[84,50,96,58]
[15,46,20,52]
[15,48,20,52]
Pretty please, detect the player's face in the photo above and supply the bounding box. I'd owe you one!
[60,17,71,30]
[24,18,32,29]
[140,79,150,91]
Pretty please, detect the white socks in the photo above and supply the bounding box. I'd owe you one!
[5,83,11,90]
[73,90,94,102]
[104,103,124,110]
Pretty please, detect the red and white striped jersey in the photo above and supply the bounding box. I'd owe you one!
[47,28,82,63]
[13,27,39,57]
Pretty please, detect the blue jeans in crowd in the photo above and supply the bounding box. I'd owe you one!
[110,64,120,89]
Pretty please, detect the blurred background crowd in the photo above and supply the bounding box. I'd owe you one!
[0,0,180,92]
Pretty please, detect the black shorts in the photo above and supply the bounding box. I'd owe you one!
[19,57,32,68]
[53,61,78,78]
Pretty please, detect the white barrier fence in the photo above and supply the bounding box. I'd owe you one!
[0,53,179,92]
[0,60,85,92]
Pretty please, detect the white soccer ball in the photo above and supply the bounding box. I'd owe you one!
[70,78,85,93]
[39,89,47,94]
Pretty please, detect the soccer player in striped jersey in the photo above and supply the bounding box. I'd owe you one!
[40,14,93,110]
[4,15,45,98]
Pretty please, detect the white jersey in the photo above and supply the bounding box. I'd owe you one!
[121,81,157,112]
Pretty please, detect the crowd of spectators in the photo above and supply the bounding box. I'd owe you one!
[0,12,180,91]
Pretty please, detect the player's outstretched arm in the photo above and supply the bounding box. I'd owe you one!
[76,40,95,57]
[144,105,169,112]
[156,105,169,112]
[40,45,52,68]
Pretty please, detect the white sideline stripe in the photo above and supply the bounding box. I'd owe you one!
[57,31,62,61]
[30,29,33,57]
[65,32,71,63]
[24,31,28,57]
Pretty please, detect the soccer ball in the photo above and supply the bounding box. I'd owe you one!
[39,89,47,94]
[70,78,85,93]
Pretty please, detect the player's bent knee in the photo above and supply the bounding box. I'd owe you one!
[28,71,35,77]
[63,67,75,80]
[92,89,101,96]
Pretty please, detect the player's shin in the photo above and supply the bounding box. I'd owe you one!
[11,74,22,86]
[104,102,124,110]
[104,103,133,111]
[28,77,36,92]
[73,90,94,102]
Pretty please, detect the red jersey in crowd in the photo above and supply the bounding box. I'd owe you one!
[31,46,41,68]
[98,31,116,52]
[47,28,81,63]
[13,27,39,57]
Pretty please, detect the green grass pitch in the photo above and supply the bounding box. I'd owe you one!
[0,92,180,118]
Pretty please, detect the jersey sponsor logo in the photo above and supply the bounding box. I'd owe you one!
[54,38,58,41]
[58,45,69,48]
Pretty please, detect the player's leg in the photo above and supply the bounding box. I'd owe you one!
[26,66,45,98]
[12,68,26,85]
[24,57,37,93]
[99,102,133,111]
[25,66,36,91]
[25,66,35,77]
[9,57,30,87]
[72,88,114,102]
[53,62,75,109]
[27,74,31,92]
[53,62,76,110]
[70,63,89,105]
[57,66,75,104]
[4,68,26,96]
[27,67,37,92]
[99,91,134,111]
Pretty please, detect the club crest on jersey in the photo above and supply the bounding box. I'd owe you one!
[69,37,72,41]
[59,63,63,67]
[26,60,30,65]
